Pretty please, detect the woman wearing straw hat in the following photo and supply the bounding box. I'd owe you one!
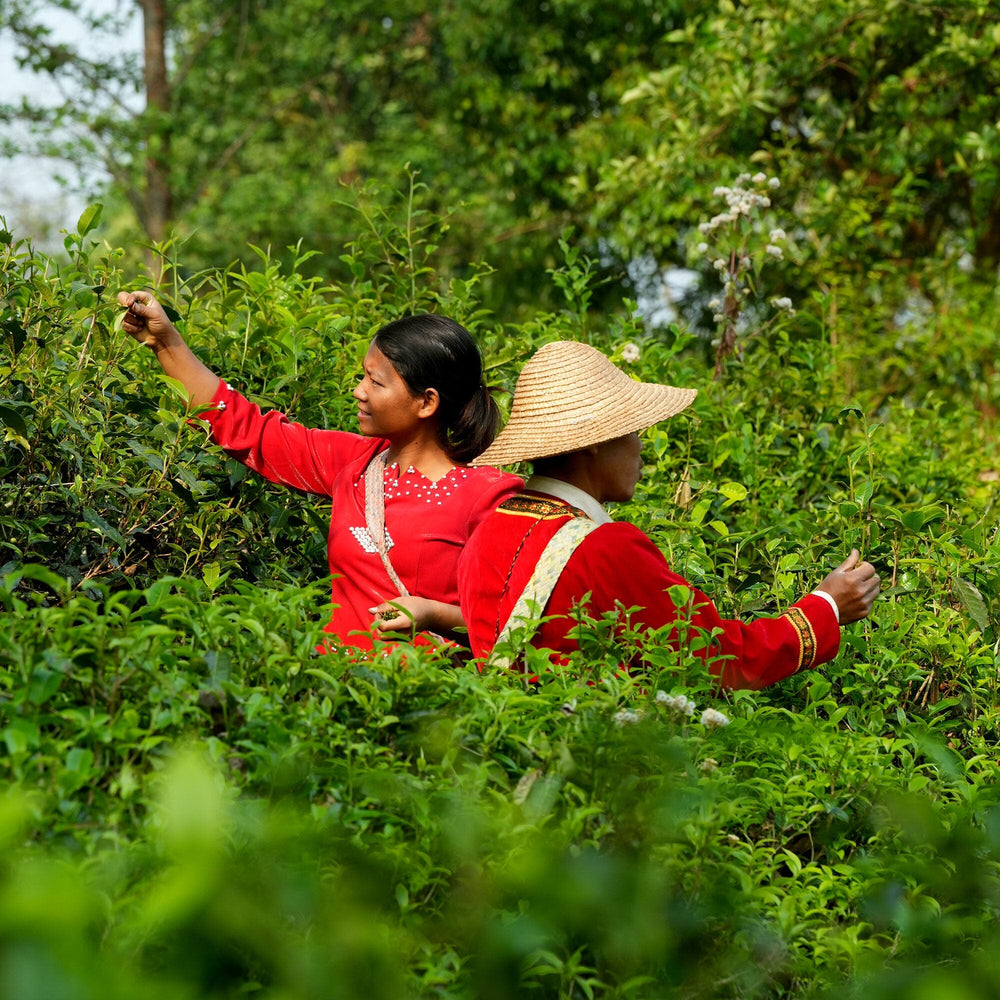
[457,341,880,688]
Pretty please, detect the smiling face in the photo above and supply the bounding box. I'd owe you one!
[591,431,643,503]
[353,344,431,441]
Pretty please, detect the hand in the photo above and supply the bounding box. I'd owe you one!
[369,596,464,635]
[116,290,219,407]
[370,597,419,634]
[815,549,880,625]
[117,290,183,351]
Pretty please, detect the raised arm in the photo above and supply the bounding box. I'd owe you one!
[117,291,219,408]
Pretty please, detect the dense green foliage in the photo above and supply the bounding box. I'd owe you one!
[6,3,1000,994]
[3,191,1000,997]
[5,0,1000,322]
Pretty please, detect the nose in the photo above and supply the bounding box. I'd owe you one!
[353,380,366,402]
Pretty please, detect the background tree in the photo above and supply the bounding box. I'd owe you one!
[567,0,1000,368]
[2,0,168,250]
[1,0,675,309]
[5,0,1000,338]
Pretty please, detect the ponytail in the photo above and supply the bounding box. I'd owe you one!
[445,384,502,464]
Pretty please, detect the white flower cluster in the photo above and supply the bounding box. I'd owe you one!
[696,172,780,236]
[655,690,697,717]
[765,227,787,261]
[707,296,726,323]
[700,707,730,729]
[613,709,641,727]
[613,696,729,731]
[621,341,641,364]
[689,169,795,349]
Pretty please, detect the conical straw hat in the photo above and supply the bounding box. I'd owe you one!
[473,341,697,466]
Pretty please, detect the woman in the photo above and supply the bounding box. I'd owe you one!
[117,290,522,651]
[459,341,879,686]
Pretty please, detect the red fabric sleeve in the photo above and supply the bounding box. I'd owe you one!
[543,522,841,690]
[197,379,381,497]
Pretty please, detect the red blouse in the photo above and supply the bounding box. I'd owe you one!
[198,380,522,649]
[458,491,841,689]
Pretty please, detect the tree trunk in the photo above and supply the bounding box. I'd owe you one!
[141,0,171,273]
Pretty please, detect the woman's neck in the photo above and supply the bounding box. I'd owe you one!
[383,437,457,482]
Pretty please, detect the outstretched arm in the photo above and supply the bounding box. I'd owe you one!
[550,524,880,689]
[117,290,219,408]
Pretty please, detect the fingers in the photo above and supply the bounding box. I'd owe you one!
[841,562,881,624]
[117,291,166,347]
[118,291,148,330]
[834,549,878,583]
[836,548,860,573]
[117,290,151,312]
[816,549,881,624]
[846,557,880,600]
[851,560,879,592]
[369,601,412,632]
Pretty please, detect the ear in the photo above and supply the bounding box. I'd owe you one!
[416,387,440,419]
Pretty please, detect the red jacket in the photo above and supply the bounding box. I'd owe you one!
[199,380,522,649]
[458,491,840,689]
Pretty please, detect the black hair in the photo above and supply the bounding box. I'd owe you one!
[372,314,500,463]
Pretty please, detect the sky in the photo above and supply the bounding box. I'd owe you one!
[0,33,84,243]
[0,1,140,247]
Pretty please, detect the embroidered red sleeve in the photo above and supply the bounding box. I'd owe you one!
[548,524,841,690]
[197,379,379,496]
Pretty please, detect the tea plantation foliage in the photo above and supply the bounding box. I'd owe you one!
[4,203,1000,999]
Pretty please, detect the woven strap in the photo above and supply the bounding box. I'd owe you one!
[487,516,598,670]
[364,451,456,648]
[364,450,409,597]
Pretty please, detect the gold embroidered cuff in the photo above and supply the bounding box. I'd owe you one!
[782,606,818,672]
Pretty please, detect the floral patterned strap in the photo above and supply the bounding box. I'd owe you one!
[487,516,598,670]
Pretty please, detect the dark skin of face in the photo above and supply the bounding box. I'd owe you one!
[590,432,643,503]
[535,432,642,505]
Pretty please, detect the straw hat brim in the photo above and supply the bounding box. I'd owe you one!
[473,340,697,467]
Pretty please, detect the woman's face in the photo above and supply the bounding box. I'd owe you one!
[353,344,427,440]
[592,431,643,503]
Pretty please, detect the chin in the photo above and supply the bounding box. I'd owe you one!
[609,489,636,504]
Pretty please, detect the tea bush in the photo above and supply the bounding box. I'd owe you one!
[3,202,1000,997]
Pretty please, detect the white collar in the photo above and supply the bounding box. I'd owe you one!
[525,475,612,525]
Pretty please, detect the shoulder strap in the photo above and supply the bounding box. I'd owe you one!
[364,449,409,597]
[487,516,598,670]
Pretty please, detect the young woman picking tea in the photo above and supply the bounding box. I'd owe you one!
[118,290,521,651]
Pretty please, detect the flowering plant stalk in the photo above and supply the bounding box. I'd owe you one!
[692,171,794,378]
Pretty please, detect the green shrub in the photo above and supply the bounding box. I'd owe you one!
[3,201,1000,997]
